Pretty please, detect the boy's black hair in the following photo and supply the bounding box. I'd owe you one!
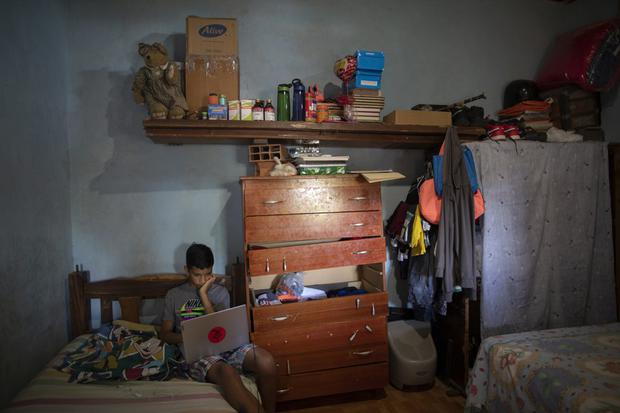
[186,243,214,269]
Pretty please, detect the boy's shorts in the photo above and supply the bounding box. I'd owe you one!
[189,343,255,382]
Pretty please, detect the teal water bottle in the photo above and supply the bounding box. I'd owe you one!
[277,83,291,121]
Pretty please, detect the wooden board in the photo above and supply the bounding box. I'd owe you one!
[144,120,484,149]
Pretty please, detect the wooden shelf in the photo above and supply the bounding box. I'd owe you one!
[144,120,484,149]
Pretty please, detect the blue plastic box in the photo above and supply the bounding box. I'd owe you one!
[344,50,384,90]
[356,50,384,72]
[208,104,228,120]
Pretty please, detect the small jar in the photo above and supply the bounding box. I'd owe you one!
[317,103,329,123]
[219,94,227,105]
[208,93,218,105]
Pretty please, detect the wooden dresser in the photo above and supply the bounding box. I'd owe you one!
[241,175,388,402]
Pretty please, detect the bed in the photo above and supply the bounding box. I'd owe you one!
[465,323,620,413]
[6,269,258,413]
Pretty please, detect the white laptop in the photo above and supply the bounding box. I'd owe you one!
[180,304,250,363]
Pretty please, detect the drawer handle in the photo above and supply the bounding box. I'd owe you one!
[352,350,374,356]
[263,200,283,205]
[349,329,359,342]
[365,325,373,333]
[265,258,270,273]
[371,303,376,316]
[349,196,367,201]
[352,250,368,255]
[283,258,287,272]
[277,388,291,394]
[270,315,290,322]
[287,359,291,375]
[351,222,366,227]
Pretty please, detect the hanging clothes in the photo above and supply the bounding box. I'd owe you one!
[434,127,476,303]
[410,206,426,256]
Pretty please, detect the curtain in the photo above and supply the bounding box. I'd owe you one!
[466,141,615,337]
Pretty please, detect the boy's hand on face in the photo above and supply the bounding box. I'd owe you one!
[199,275,216,295]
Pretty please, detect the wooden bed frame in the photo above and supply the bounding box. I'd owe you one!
[69,267,238,338]
[68,269,187,338]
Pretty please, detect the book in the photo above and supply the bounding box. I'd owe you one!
[350,88,383,97]
[349,169,393,173]
[297,165,347,175]
[360,171,406,183]
[296,155,349,162]
[296,163,347,168]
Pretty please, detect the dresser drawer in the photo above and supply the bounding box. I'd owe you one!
[253,292,387,332]
[274,343,388,375]
[276,362,388,402]
[244,184,381,216]
[245,211,383,244]
[247,237,386,276]
[252,316,386,356]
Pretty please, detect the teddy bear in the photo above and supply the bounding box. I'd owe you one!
[131,42,188,119]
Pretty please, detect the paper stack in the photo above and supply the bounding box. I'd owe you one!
[338,89,385,122]
[498,100,553,132]
[351,170,406,183]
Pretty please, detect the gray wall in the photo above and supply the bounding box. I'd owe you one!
[67,0,617,308]
[0,1,72,406]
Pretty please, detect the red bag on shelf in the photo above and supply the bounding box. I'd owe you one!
[536,19,620,92]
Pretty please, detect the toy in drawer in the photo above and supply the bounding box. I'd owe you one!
[252,291,388,332]
[247,237,386,276]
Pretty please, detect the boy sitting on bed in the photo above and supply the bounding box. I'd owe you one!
[161,243,277,413]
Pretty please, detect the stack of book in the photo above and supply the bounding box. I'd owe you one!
[498,100,553,132]
[324,102,344,122]
[338,89,385,122]
[293,154,349,175]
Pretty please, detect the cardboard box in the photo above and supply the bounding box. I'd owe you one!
[187,17,238,56]
[186,17,239,112]
[383,110,452,127]
[228,100,240,120]
[208,104,227,120]
[240,99,253,121]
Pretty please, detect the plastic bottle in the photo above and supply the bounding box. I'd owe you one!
[291,78,305,121]
[264,99,276,121]
[305,87,317,122]
[252,99,264,121]
[219,94,227,106]
[277,83,291,121]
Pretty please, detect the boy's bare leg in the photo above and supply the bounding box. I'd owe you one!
[242,347,278,413]
[207,361,264,413]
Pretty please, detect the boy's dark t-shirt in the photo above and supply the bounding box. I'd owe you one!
[163,282,230,333]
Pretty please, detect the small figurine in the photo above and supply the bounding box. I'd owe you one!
[131,42,188,119]
[269,157,297,177]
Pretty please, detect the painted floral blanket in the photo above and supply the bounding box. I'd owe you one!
[55,324,181,383]
[465,323,620,413]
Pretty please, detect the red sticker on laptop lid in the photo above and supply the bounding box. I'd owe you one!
[208,326,226,343]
